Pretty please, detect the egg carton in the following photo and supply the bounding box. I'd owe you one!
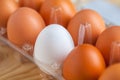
[0,35,57,80]
[0,25,69,80]
[0,0,120,80]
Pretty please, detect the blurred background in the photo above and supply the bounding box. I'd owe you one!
[72,0,120,26]
[72,0,120,7]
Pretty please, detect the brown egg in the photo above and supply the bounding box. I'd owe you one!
[63,44,105,80]
[99,63,120,80]
[67,9,106,46]
[7,7,45,47]
[96,26,120,66]
[0,0,19,28]
[40,0,76,28]
[19,0,45,11]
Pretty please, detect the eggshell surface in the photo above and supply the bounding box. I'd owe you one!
[96,26,120,66]
[67,9,106,46]
[7,7,45,47]
[40,0,76,28]
[99,63,120,80]
[34,24,74,78]
[0,0,19,28]
[19,0,45,11]
[63,44,105,80]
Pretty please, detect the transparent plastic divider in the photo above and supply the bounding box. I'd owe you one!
[0,36,56,80]
[109,41,120,65]
[78,23,92,45]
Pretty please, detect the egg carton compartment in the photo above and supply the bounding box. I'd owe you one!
[0,0,81,80]
[0,35,57,80]
[0,25,73,80]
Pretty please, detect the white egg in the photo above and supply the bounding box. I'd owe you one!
[33,24,74,79]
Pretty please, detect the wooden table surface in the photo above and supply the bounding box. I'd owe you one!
[0,40,56,80]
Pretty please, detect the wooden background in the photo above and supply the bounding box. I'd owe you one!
[0,41,56,80]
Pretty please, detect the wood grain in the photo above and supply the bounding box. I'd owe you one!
[0,42,56,80]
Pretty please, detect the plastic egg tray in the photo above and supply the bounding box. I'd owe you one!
[0,36,57,80]
[0,1,79,80]
[0,0,118,80]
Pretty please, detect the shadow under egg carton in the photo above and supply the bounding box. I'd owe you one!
[0,34,56,80]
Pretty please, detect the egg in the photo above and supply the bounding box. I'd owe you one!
[19,0,45,11]
[96,26,120,66]
[99,63,120,80]
[33,24,74,79]
[0,0,19,28]
[40,0,76,28]
[7,7,45,48]
[67,9,106,46]
[63,44,105,80]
